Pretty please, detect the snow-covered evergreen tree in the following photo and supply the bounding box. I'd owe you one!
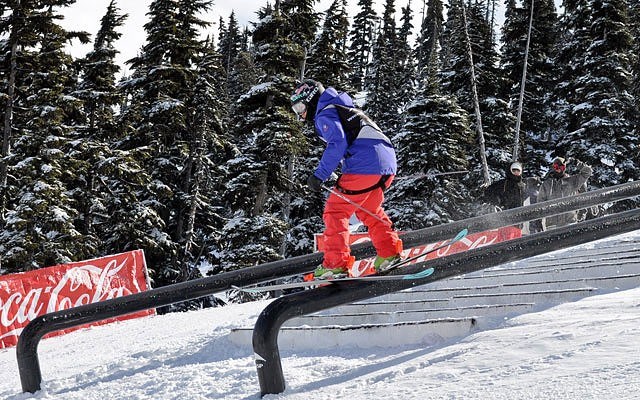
[0,3,97,272]
[118,0,232,285]
[396,2,417,114]
[218,11,243,81]
[347,0,378,91]
[551,0,592,133]
[218,1,311,272]
[366,0,403,130]
[554,0,637,190]
[307,0,351,91]
[388,67,474,228]
[441,0,501,112]
[178,48,235,278]
[67,1,128,244]
[415,0,444,76]
[441,0,510,173]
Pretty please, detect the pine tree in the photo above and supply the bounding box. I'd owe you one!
[306,0,351,91]
[0,3,97,272]
[219,12,243,77]
[228,48,259,107]
[415,0,444,75]
[388,70,474,229]
[366,0,403,130]
[118,0,232,285]
[75,0,126,137]
[281,0,320,76]
[217,1,311,273]
[550,0,592,133]
[69,0,132,249]
[178,47,234,278]
[554,0,637,190]
[397,2,417,111]
[347,0,378,91]
[441,0,501,112]
[0,1,37,222]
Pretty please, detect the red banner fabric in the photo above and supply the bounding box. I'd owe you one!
[315,226,522,277]
[0,250,154,349]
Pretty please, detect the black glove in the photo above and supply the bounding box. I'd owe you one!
[307,174,323,193]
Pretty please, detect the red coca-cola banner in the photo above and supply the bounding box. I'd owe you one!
[315,226,522,277]
[0,250,154,349]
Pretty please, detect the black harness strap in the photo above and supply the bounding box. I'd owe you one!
[335,175,392,195]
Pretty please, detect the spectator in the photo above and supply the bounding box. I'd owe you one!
[481,162,526,211]
[537,157,592,230]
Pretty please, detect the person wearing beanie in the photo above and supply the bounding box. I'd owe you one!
[481,161,527,211]
[537,156,592,230]
[290,79,402,279]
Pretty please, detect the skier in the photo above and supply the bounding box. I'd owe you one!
[290,79,403,279]
[537,157,592,230]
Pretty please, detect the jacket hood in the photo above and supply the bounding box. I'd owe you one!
[316,87,354,113]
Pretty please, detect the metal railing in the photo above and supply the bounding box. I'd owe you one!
[15,181,640,394]
[252,208,640,395]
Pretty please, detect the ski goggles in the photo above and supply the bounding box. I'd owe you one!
[291,102,307,120]
[552,162,566,172]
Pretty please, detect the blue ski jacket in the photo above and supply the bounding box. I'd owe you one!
[313,88,397,181]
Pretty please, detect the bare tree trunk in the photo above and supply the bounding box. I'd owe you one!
[181,169,201,279]
[175,153,192,242]
[252,176,268,216]
[279,156,295,256]
[460,0,490,185]
[513,0,535,162]
[178,107,208,280]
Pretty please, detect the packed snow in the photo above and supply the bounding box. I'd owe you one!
[1,232,639,400]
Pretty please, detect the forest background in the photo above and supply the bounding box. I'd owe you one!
[1,0,638,303]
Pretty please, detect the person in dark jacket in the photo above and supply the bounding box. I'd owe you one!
[482,162,526,210]
[537,157,592,230]
[290,79,402,279]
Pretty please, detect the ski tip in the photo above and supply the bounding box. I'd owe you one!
[455,228,468,240]
[231,285,259,293]
[401,267,435,280]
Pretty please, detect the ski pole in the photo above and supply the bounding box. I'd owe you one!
[281,175,391,227]
[321,184,392,227]
[393,170,468,181]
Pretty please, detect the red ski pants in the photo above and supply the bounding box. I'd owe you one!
[322,174,402,268]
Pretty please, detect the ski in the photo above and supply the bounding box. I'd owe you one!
[234,228,468,294]
[234,267,436,293]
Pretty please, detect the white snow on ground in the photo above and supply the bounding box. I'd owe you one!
[1,232,639,399]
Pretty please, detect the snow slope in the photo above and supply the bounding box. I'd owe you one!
[1,233,639,399]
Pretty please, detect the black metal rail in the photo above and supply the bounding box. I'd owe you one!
[15,181,640,393]
[252,209,640,396]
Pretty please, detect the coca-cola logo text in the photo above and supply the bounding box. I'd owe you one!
[0,250,152,348]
